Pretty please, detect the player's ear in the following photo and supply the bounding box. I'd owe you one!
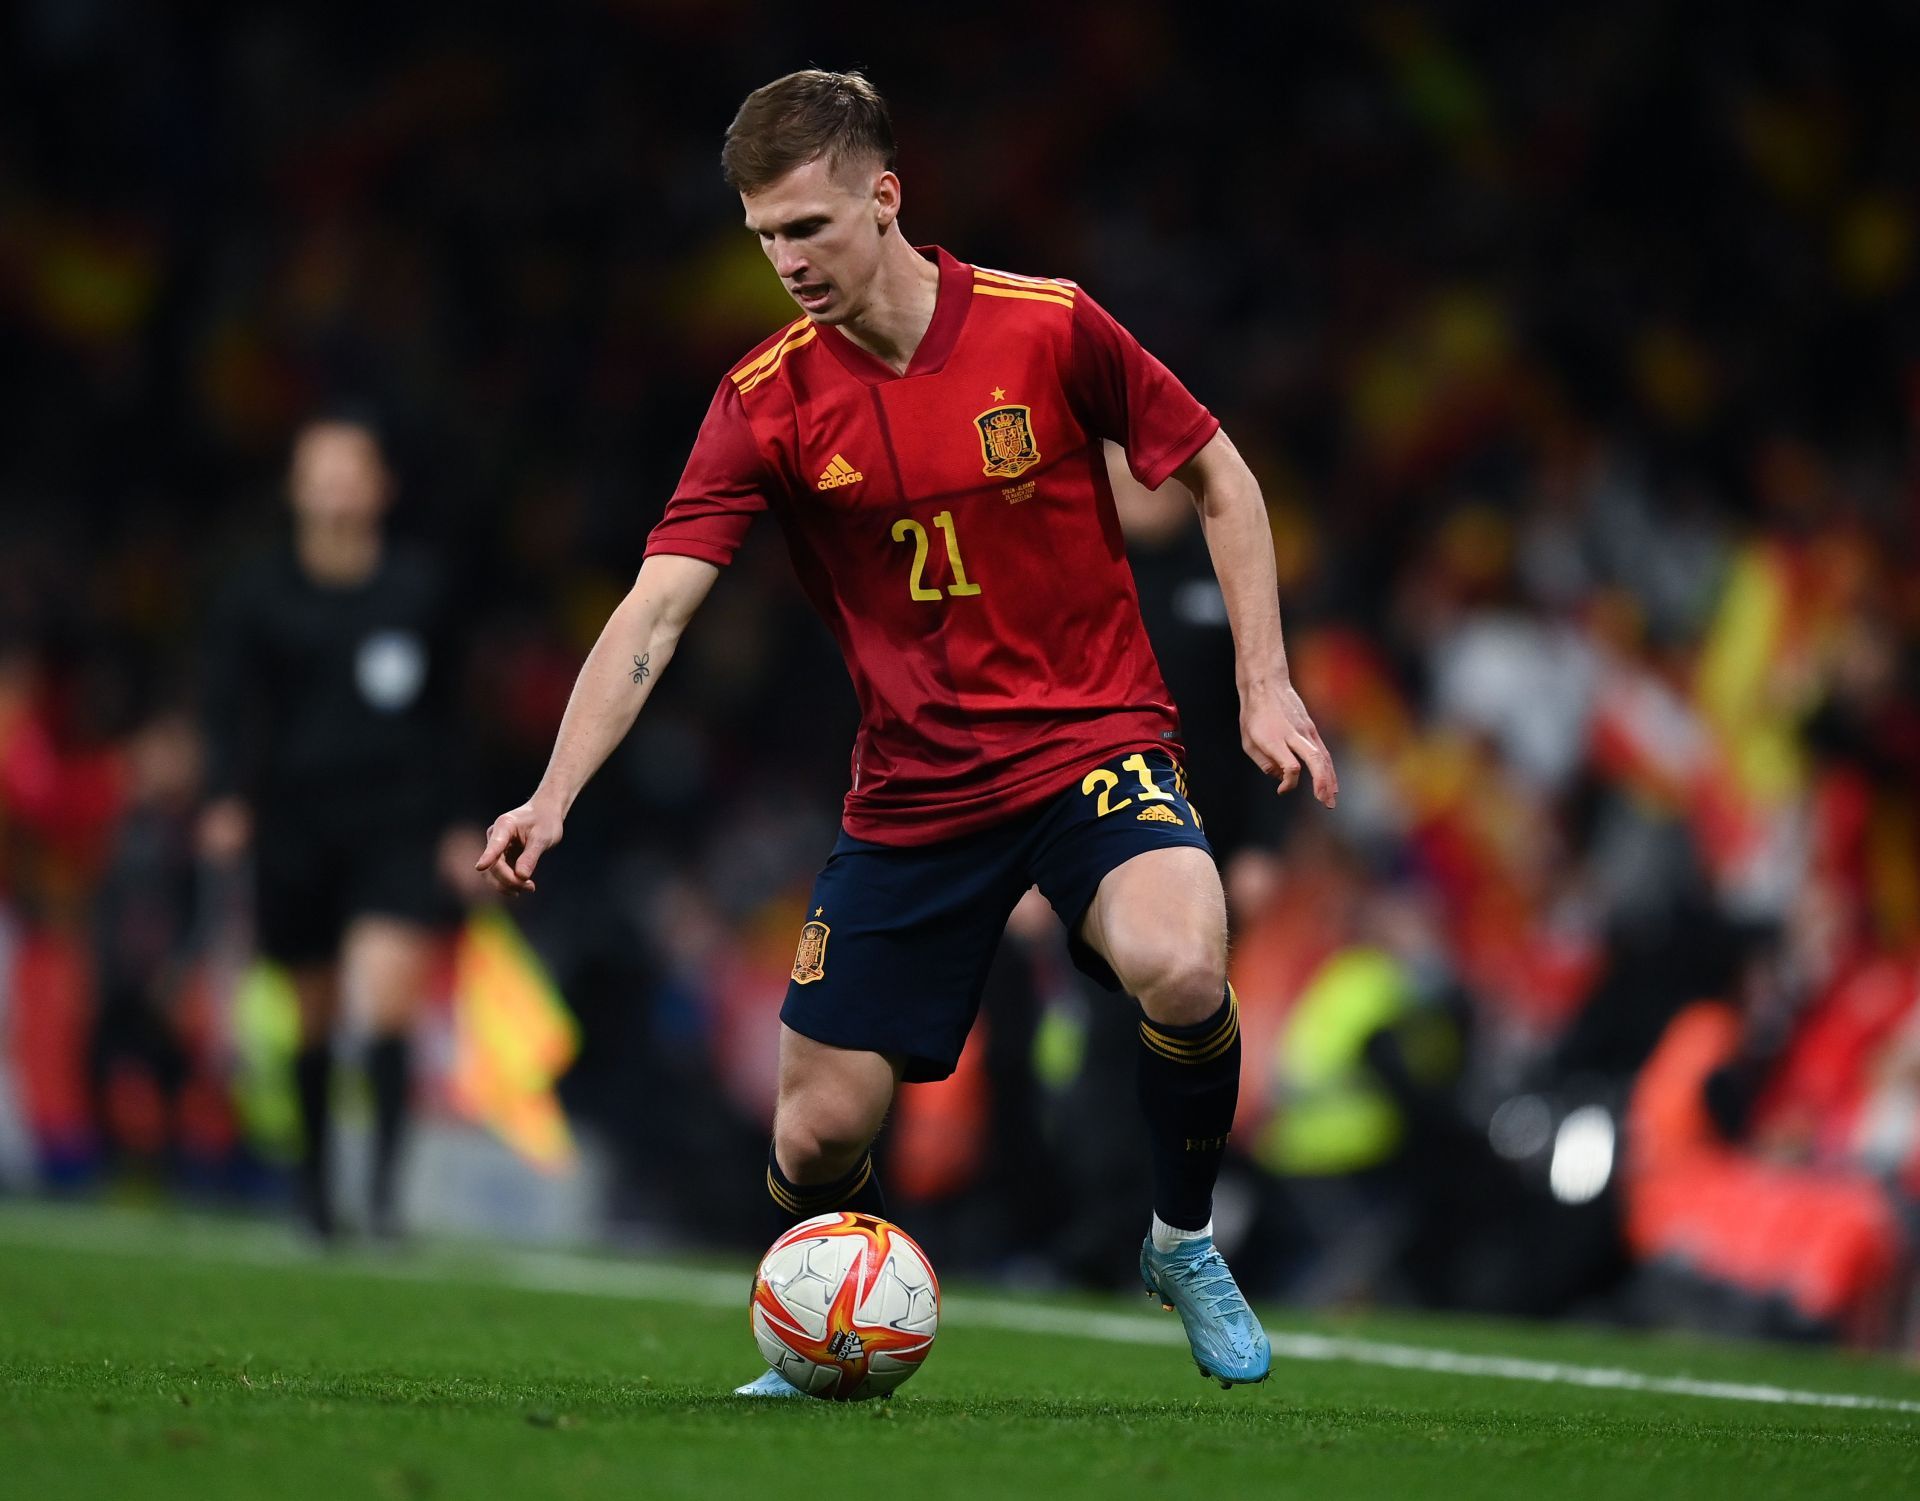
[873,169,901,233]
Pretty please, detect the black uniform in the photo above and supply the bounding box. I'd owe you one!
[204,540,461,961]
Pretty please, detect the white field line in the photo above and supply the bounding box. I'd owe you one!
[2,1208,1916,1417]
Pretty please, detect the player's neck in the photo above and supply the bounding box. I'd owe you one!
[835,236,941,375]
[295,522,382,587]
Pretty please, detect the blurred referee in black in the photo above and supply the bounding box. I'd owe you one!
[200,411,479,1241]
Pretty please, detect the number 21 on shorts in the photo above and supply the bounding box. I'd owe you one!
[1081,754,1177,817]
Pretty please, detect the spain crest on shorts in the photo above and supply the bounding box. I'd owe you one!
[791,920,830,984]
[974,403,1041,479]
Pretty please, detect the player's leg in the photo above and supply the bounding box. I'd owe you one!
[741,1023,905,1402]
[288,962,342,1240]
[255,810,348,1240]
[1077,845,1235,1233]
[1079,845,1265,1385]
[342,914,438,1238]
[766,1024,902,1228]
[740,826,1022,1397]
[766,828,1017,1233]
[341,811,464,1239]
[1030,750,1266,1385]
[741,1038,920,1399]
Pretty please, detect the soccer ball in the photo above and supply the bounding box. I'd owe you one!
[750,1211,940,1400]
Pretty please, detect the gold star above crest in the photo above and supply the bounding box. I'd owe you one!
[990,386,1006,403]
[814,907,824,918]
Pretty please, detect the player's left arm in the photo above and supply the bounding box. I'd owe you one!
[1174,429,1337,807]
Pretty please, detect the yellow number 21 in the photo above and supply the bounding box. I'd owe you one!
[893,511,983,601]
[1081,753,1177,816]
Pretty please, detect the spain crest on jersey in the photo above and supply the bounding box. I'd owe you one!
[791,920,830,984]
[974,403,1041,479]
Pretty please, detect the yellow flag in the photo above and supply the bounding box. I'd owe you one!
[451,907,580,1173]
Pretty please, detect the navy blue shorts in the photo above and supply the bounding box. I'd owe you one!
[781,748,1214,1082]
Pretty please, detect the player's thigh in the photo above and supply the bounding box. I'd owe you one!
[342,914,439,1034]
[1077,844,1228,1020]
[779,828,1025,1087]
[1027,748,1224,1020]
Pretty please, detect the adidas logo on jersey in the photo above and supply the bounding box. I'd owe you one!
[817,455,864,490]
[1137,804,1185,826]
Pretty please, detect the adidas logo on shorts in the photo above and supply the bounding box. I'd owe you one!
[817,454,864,490]
[1137,804,1185,826]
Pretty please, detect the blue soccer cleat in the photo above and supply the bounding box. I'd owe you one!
[1139,1234,1272,1388]
[733,1367,809,1398]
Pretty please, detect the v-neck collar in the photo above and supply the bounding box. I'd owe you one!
[816,246,972,385]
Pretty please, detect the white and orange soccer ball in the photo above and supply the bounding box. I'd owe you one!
[750,1212,940,1400]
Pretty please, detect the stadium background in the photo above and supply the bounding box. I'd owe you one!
[3,0,1918,1350]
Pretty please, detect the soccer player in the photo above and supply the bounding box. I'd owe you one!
[202,412,476,1241]
[477,71,1337,1392]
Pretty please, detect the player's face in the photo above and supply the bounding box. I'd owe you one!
[742,155,893,325]
[289,422,390,528]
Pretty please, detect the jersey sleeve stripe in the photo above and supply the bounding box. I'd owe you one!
[729,317,812,384]
[736,325,818,392]
[972,284,1076,310]
[973,266,1077,292]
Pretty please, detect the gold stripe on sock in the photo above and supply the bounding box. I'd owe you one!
[1138,1016,1238,1056]
[767,1154,873,1216]
[1139,1022,1239,1065]
[1138,989,1240,1063]
[766,1168,807,1214]
[1139,998,1238,1053]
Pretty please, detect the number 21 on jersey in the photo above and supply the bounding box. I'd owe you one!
[893,511,982,601]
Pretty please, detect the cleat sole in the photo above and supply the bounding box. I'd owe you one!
[1198,1362,1269,1390]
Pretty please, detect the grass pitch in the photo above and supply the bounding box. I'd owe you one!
[1,1204,1915,1500]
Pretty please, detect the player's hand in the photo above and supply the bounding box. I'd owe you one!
[476,802,563,895]
[1241,681,1338,808]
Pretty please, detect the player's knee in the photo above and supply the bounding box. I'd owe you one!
[772,1100,876,1185]
[1128,943,1228,1028]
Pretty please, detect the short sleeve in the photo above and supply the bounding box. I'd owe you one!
[644,380,775,567]
[1067,290,1221,490]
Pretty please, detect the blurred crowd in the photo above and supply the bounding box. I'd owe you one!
[3,3,1918,1344]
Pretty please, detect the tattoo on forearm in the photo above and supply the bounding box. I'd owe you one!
[631,653,651,685]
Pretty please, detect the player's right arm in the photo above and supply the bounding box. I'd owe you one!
[476,552,719,893]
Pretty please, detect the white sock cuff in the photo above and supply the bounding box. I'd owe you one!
[1150,1213,1213,1252]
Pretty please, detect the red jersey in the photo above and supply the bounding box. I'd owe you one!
[646,246,1220,845]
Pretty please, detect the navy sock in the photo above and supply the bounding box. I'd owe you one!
[293,1041,335,1234]
[1136,986,1241,1232]
[365,1034,410,1225]
[765,1143,887,1233]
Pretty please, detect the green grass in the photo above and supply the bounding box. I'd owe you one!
[1,1205,1915,1499]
